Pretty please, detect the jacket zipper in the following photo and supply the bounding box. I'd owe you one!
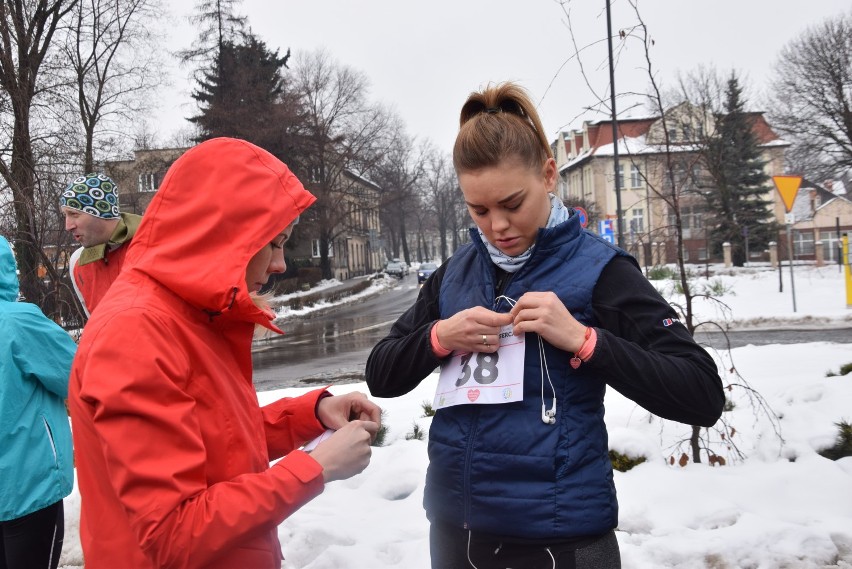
[463,244,524,528]
[42,416,58,464]
[463,407,480,529]
[464,267,515,529]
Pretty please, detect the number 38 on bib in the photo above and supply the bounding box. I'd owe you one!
[434,325,525,410]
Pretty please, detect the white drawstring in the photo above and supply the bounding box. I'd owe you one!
[495,295,556,426]
[546,546,556,569]
[467,528,557,569]
[467,530,481,569]
[538,333,557,424]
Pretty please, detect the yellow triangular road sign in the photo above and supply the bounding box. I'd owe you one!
[772,175,802,213]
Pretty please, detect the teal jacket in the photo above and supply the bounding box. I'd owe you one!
[0,236,76,520]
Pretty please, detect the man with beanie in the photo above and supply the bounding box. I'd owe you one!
[60,173,142,317]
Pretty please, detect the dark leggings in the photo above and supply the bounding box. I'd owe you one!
[430,521,621,569]
[0,500,64,569]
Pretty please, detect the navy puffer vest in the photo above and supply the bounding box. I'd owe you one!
[426,213,625,539]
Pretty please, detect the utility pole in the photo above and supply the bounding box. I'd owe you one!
[606,0,624,248]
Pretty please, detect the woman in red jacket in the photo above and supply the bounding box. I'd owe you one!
[68,138,380,569]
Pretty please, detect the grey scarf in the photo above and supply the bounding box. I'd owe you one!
[478,193,570,273]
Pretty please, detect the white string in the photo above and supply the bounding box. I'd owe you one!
[538,333,557,423]
[495,295,556,425]
[467,530,481,569]
[467,528,556,569]
[545,546,556,569]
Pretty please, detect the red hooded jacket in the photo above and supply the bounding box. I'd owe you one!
[68,138,323,569]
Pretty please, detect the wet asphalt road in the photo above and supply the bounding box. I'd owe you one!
[251,274,852,392]
[251,274,420,391]
[693,327,852,350]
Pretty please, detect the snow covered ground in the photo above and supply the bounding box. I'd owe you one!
[59,264,852,568]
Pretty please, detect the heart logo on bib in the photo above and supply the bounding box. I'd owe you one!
[467,389,480,402]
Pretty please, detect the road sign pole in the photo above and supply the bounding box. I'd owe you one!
[786,223,797,313]
[773,175,803,313]
[844,235,852,308]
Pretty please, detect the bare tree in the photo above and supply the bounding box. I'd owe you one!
[0,0,78,310]
[422,149,465,262]
[372,135,426,263]
[557,0,781,465]
[290,49,397,279]
[63,0,165,172]
[769,10,852,181]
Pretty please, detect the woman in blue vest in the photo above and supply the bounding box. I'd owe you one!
[366,83,724,568]
[0,236,77,569]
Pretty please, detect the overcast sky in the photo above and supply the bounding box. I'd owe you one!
[156,0,850,155]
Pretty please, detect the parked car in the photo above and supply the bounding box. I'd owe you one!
[391,258,409,276]
[384,261,406,278]
[417,262,439,284]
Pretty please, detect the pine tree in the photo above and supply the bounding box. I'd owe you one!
[701,74,776,266]
[189,33,300,161]
[178,0,247,67]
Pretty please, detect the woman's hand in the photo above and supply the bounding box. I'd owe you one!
[508,291,587,353]
[434,306,514,353]
[309,420,379,482]
[316,391,382,432]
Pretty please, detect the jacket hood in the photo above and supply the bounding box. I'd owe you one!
[0,236,19,302]
[125,138,316,325]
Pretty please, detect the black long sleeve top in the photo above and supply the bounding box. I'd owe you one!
[365,256,724,427]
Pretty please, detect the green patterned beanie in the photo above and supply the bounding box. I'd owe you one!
[60,173,120,219]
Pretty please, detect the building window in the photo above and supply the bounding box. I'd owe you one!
[630,165,642,188]
[138,173,158,193]
[668,205,706,239]
[630,208,644,234]
[793,232,815,257]
[616,164,624,189]
[312,239,333,258]
[819,230,841,263]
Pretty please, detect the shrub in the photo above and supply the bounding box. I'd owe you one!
[818,420,852,460]
[284,279,372,311]
[609,449,647,472]
[647,265,676,280]
[372,410,389,447]
[297,267,323,286]
[702,278,735,297]
[421,400,435,417]
[405,422,425,441]
[825,363,852,377]
[268,266,324,297]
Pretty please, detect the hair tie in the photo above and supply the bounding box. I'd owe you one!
[484,107,502,114]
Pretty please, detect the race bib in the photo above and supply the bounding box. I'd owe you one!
[434,325,525,410]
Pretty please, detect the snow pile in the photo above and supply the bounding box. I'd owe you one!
[58,265,852,568]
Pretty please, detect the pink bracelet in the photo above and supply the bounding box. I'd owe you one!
[430,321,452,358]
[570,327,598,369]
